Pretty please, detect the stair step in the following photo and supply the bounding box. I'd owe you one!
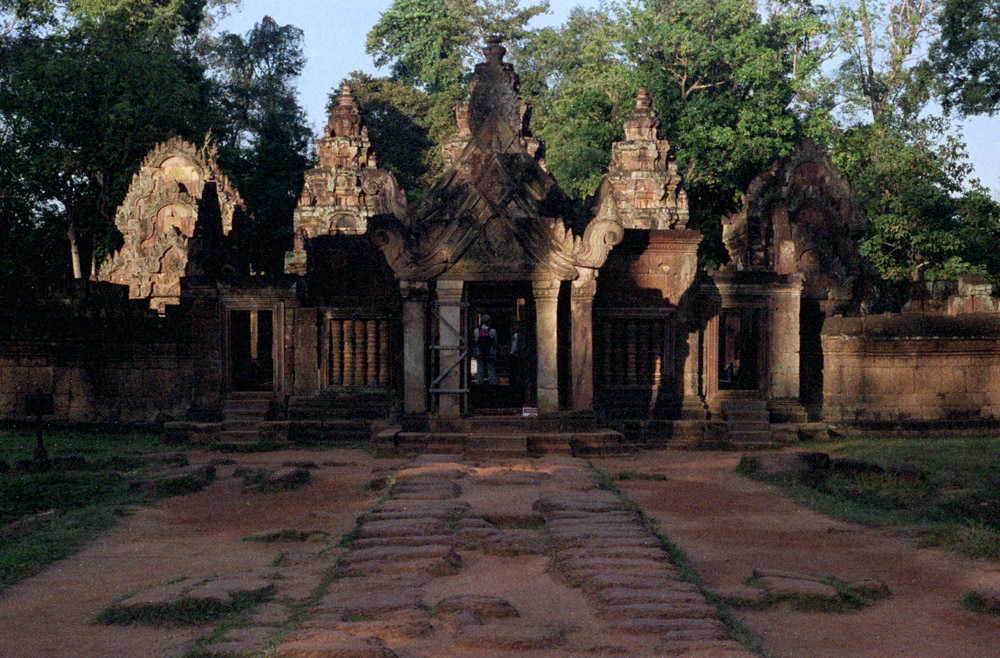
[219,430,260,444]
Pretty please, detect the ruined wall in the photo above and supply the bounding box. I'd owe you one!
[0,282,192,424]
[822,313,1000,424]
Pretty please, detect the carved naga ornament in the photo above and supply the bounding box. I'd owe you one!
[371,37,625,283]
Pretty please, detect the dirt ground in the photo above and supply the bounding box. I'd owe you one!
[0,448,998,658]
[595,451,1000,658]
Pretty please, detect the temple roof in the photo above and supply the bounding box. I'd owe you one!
[372,37,621,282]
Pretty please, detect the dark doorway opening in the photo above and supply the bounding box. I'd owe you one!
[467,282,535,411]
[230,309,274,392]
[718,308,761,391]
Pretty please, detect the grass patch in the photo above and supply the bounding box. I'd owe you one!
[0,428,196,594]
[616,470,667,481]
[742,436,1000,561]
[96,596,236,626]
[595,467,773,657]
[962,591,1000,615]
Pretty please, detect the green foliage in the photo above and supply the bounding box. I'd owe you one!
[337,72,436,203]
[212,15,313,276]
[745,437,1000,561]
[0,0,229,283]
[931,0,1000,116]
[0,428,179,593]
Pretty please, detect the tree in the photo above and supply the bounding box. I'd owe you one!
[0,4,221,280]
[336,72,435,204]
[0,0,239,282]
[211,15,313,275]
[931,0,1000,116]
[622,0,821,262]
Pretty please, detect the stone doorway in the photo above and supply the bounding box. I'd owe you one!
[467,282,535,412]
[717,307,761,391]
[229,309,274,392]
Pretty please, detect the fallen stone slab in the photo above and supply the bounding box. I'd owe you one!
[554,556,672,577]
[277,629,397,658]
[610,618,728,637]
[264,467,312,492]
[598,602,717,621]
[754,573,842,601]
[318,586,423,620]
[481,529,546,555]
[738,452,830,477]
[376,500,470,515]
[116,579,196,610]
[593,587,705,607]
[532,491,621,514]
[350,535,458,550]
[553,546,666,563]
[342,544,458,565]
[434,594,519,622]
[548,534,661,551]
[310,617,434,640]
[185,575,275,605]
[358,519,448,539]
[579,573,693,596]
[340,553,461,578]
[469,470,549,486]
[453,622,565,650]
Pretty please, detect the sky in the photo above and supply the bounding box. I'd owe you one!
[216,0,1000,199]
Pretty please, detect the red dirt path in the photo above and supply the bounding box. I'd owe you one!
[596,450,1000,658]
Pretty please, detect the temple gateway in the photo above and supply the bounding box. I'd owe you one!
[5,39,1000,449]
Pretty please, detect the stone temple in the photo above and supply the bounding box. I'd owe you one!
[4,38,1000,448]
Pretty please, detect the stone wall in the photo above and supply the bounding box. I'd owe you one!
[822,313,1000,424]
[0,282,192,424]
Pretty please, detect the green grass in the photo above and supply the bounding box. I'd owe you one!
[961,590,1000,615]
[742,436,1000,560]
[0,428,202,593]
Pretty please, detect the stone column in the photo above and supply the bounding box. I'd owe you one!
[533,278,561,414]
[435,279,465,418]
[571,270,598,411]
[400,281,429,414]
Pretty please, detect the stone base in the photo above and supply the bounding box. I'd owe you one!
[768,398,808,424]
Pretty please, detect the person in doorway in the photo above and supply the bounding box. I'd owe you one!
[509,322,521,391]
[475,314,498,385]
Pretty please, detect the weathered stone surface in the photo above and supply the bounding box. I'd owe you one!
[598,602,717,621]
[754,573,841,600]
[358,519,448,539]
[343,544,457,565]
[185,575,275,605]
[265,467,312,491]
[653,639,756,657]
[453,622,565,650]
[278,629,397,658]
[481,529,546,555]
[98,137,248,312]
[203,626,275,657]
[739,452,830,477]
[117,579,195,610]
[434,594,519,622]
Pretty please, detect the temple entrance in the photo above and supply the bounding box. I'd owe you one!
[467,282,535,411]
[229,310,274,392]
[717,308,761,391]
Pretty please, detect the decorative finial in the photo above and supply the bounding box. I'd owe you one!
[634,87,652,110]
[338,84,355,106]
[484,35,506,62]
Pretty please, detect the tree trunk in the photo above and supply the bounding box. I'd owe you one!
[67,219,82,280]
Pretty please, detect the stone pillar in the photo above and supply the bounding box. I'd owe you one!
[293,308,319,396]
[680,329,707,419]
[769,275,807,422]
[400,281,429,414]
[435,279,465,418]
[571,270,598,411]
[533,278,561,414]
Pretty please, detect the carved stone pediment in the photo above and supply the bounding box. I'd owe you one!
[721,139,869,312]
[98,137,247,313]
[371,37,623,282]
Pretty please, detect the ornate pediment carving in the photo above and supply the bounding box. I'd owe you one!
[371,37,623,283]
[98,137,247,313]
[721,139,869,312]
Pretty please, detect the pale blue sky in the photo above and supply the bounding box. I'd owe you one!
[217,0,1000,199]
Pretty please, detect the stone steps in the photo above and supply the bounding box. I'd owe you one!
[375,428,632,458]
[721,400,772,444]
